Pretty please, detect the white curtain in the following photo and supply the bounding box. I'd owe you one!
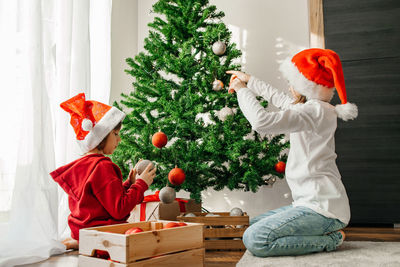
[0,0,112,266]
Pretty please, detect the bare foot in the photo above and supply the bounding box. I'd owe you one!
[62,237,79,250]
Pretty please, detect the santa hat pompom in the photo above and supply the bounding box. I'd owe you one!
[81,118,93,131]
[335,102,358,121]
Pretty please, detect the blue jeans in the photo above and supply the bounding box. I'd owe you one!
[243,205,346,257]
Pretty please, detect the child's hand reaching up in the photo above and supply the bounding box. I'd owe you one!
[226,70,250,83]
[136,163,156,187]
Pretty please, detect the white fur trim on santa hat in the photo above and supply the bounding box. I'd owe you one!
[77,107,125,153]
[279,57,335,102]
[335,102,358,121]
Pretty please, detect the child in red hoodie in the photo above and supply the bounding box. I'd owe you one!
[50,93,156,250]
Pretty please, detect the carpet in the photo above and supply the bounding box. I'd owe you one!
[237,241,400,267]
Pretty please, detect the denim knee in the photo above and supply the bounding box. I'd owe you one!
[243,224,276,257]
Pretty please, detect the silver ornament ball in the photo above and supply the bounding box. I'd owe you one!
[230,207,244,216]
[159,186,176,204]
[184,213,196,217]
[135,160,154,175]
[218,107,234,121]
[212,80,224,91]
[212,41,226,56]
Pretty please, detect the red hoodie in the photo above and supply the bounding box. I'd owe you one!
[50,154,148,240]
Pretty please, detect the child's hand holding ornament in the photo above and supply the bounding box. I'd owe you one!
[226,70,249,93]
[228,76,247,93]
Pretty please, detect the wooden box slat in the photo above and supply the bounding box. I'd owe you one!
[78,247,205,267]
[177,212,249,251]
[177,212,249,225]
[205,240,246,250]
[127,222,203,262]
[79,226,129,262]
[79,220,204,264]
[204,227,245,238]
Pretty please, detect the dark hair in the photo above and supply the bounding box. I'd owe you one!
[96,121,122,151]
[292,94,307,104]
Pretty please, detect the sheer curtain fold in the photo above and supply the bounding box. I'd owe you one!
[0,0,112,266]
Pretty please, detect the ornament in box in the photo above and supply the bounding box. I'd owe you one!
[229,207,243,216]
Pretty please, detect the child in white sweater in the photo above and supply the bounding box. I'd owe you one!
[227,48,358,256]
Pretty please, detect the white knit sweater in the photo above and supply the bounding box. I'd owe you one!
[236,76,350,224]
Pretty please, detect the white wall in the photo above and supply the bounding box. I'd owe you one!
[111,0,310,218]
[110,0,139,105]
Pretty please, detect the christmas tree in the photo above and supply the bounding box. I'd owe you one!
[112,0,289,202]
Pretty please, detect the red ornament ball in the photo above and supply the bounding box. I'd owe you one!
[152,132,168,148]
[274,161,286,173]
[168,167,186,185]
[125,227,143,235]
[94,250,110,259]
[164,222,180,229]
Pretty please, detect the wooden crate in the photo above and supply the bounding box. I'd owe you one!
[78,220,204,266]
[177,212,249,250]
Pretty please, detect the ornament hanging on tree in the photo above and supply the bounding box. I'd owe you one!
[135,160,155,175]
[212,79,224,91]
[218,106,234,121]
[159,186,176,204]
[274,161,286,173]
[212,41,226,56]
[168,167,186,185]
[152,131,168,148]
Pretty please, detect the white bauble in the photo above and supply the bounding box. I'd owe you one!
[218,107,234,121]
[184,213,196,217]
[159,186,176,204]
[135,160,154,175]
[205,213,220,217]
[212,80,224,91]
[212,41,226,55]
[230,207,244,216]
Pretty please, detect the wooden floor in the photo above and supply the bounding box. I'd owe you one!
[23,227,400,267]
[344,226,400,242]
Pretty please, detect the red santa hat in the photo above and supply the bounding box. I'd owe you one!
[279,48,358,121]
[60,93,125,153]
